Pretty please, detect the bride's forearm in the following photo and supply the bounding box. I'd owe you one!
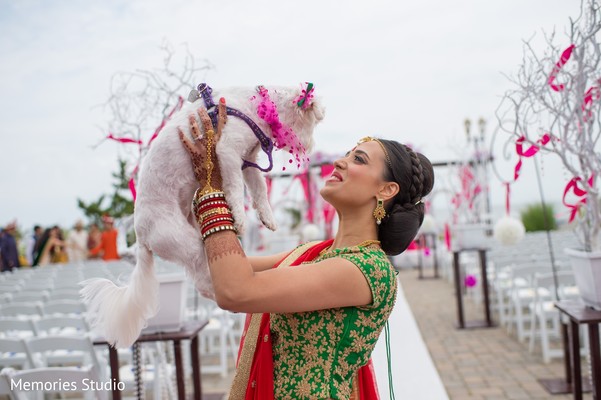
[204,231,255,310]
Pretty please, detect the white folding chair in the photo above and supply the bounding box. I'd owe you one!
[10,291,49,304]
[0,303,43,318]
[24,335,104,380]
[46,291,82,302]
[196,298,239,377]
[0,368,14,400]
[42,300,86,316]
[0,318,38,339]
[528,271,584,363]
[506,264,551,342]
[33,316,89,337]
[1,364,108,400]
[0,338,35,369]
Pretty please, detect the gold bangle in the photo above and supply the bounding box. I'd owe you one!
[198,207,232,222]
[191,189,227,215]
[193,200,229,216]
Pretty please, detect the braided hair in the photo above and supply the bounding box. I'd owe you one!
[377,140,434,255]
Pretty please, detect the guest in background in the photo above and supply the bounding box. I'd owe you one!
[51,227,69,264]
[87,223,102,259]
[89,215,120,261]
[0,221,20,272]
[67,220,88,263]
[25,225,42,266]
[34,226,67,266]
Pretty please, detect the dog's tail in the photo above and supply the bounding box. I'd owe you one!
[80,245,159,348]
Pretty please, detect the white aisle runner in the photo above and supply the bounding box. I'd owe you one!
[372,278,449,399]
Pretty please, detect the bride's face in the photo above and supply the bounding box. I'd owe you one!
[320,140,389,209]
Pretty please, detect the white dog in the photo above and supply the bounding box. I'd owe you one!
[81,83,324,348]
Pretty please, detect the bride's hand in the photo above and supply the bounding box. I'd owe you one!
[178,98,227,192]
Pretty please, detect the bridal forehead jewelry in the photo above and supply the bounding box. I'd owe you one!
[358,136,392,168]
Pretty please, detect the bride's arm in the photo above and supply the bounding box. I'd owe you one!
[248,252,290,272]
[204,231,372,314]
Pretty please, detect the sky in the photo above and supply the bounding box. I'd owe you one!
[0,0,585,231]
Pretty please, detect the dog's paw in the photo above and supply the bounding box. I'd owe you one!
[258,215,277,231]
[254,204,277,231]
[262,219,277,231]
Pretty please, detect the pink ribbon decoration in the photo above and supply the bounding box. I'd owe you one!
[548,44,575,92]
[514,133,551,180]
[106,133,143,146]
[468,184,482,210]
[563,174,594,222]
[147,96,185,146]
[295,171,314,222]
[128,165,139,202]
[444,223,451,251]
[582,82,601,122]
[504,183,511,215]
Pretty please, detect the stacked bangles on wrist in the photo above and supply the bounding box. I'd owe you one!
[192,189,237,240]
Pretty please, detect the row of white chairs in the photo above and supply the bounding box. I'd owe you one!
[0,300,86,319]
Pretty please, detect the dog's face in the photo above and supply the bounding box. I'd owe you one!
[258,85,325,154]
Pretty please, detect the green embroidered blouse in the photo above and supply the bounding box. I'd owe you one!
[270,244,398,399]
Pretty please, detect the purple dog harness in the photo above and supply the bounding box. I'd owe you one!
[189,83,275,172]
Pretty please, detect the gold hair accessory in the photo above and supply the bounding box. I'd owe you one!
[358,136,392,168]
[415,199,423,205]
[373,198,386,225]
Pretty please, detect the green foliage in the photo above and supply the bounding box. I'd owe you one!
[284,207,302,230]
[520,203,557,232]
[77,158,134,225]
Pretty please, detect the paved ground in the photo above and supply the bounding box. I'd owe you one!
[398,268,593,400]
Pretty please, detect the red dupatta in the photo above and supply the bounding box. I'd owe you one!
[228,240,380,400]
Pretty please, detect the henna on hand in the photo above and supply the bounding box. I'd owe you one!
[177,98,228,190]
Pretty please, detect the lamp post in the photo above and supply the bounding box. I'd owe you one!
[464,118,491,228]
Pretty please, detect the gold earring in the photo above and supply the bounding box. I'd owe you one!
[373,198,386,225]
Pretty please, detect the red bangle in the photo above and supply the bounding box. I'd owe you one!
[201,220,235,236]
[202,214,234,227]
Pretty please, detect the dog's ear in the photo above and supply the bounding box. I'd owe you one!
[309,99,325,122]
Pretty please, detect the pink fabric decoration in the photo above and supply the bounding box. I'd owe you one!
[444,223,451,251]
[563,174,595,222]
[549,44,575,92]
[582,82,601,122]
[296,171,314,222]
[252,87,308,170]
[514,133,551,180]
[505,183,511,215]
[106,133,143,146]
[128,165,139,202]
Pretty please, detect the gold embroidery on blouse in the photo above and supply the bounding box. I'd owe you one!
[271,245,398,399]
